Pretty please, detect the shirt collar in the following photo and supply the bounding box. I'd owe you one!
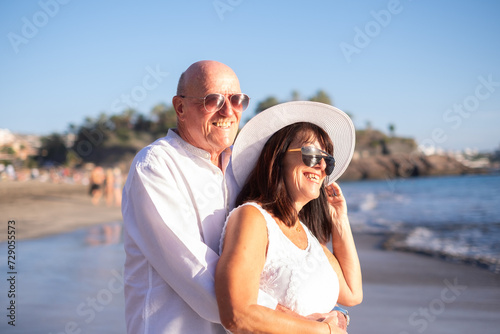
[167,129,233,173]
[220,146,232,174]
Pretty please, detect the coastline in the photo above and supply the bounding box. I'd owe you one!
[0,181,499,333]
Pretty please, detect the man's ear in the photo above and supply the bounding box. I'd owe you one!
[172,95,185,121]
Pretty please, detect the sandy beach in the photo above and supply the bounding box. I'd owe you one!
[0,181,499,333]
[0,180,123,242]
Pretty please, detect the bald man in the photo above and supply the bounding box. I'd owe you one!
[122,61,271,333]
[122,61,349,334]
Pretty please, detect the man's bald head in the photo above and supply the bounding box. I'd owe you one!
[176,60,240,97]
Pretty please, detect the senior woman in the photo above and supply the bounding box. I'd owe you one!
[216,101,362,334]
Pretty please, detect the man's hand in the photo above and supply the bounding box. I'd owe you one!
[332,310,348,330]
[276,304,348,332]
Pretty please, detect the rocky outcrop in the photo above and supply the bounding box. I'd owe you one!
[340,153,477,181]
[338,129,487,181]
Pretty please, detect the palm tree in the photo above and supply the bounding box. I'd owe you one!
[255,96,280,114]
[388,123,395,137]
[309,90,333,105]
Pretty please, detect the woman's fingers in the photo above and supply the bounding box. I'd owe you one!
[326,182,342,197]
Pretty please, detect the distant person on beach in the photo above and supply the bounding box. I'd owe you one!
[6,164,17,181]
[113,167,122,207]
[216,102,362,333]
[105,168,114,207]
[0,163,5,180]
[89,166,105,205]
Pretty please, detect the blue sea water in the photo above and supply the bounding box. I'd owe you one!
[340,174,500,273]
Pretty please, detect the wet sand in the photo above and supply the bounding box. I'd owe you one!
[0,181,499,333]
[348,233,500,334]
[0,222,126,334]
[0,180,123,241]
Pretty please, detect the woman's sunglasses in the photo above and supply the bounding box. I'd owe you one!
[179,93,250,113]
[287,146,335,175]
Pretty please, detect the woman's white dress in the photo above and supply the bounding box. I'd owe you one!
[220,202,339,316]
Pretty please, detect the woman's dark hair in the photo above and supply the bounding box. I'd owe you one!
[236,122,334,244]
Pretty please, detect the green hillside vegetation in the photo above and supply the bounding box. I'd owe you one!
[34,90,481,180]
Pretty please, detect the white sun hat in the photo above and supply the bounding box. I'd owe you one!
[232,101,355,188]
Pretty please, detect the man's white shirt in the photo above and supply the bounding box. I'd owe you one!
[122,130,275,334]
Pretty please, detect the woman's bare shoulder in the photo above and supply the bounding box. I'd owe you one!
[225,203,268,243]
[230,203,266,222]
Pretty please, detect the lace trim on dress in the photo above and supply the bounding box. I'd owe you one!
[219,202,339,316]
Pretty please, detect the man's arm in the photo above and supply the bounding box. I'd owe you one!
[278,305,348,330]
[123,161,221,323]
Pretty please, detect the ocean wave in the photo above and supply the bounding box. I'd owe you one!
[342,175,500,273]
[384,225,500,273]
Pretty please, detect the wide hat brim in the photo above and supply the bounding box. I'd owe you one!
[232,101,356,188]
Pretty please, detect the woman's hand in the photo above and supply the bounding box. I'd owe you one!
[325,182,349,232]
[306,310,347,330]
[323,182,363,307]
[323,314,348,334]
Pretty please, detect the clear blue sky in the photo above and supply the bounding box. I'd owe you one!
[1,0,499,152]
